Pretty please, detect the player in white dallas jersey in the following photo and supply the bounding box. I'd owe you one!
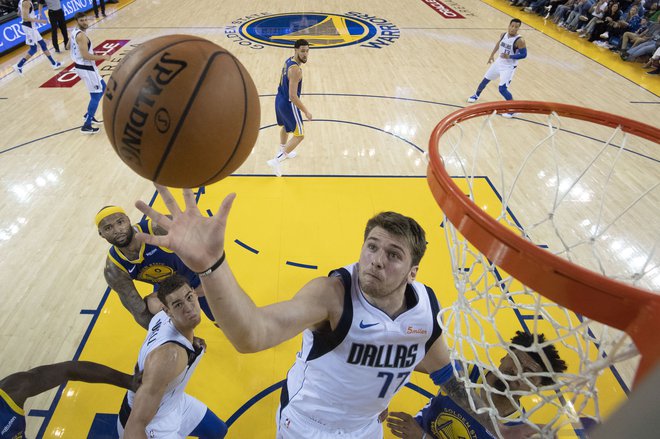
[13,0,62,76]
[118,274,227,438]
[71,12,110,134]
[133,186,533,438]
[467,19,527,117]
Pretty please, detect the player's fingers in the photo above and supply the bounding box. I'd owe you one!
[135,200,172,230]
[134,231,169,248]
[154,184,183,216]
[182,188,199,212]
[215,193,236,223]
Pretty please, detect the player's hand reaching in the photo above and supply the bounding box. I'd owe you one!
[304,110,313,120]
[387,412,426,438]
[134,184,236,273]
[488,55,495,64]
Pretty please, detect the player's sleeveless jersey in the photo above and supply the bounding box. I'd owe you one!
[70,28,96,68]
[0,389,25,439]
[415,365,524,438]
[107,218,200,289]
[415,365,496,439]
[276,57,302,103]
[18,0,35,27]
[280,263,442,431]
[119,311,204,427]
[497,33,522,66]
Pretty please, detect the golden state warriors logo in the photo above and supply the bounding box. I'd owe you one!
[431,409,479,439]
[226,12,399,49]
[139,264,175,283]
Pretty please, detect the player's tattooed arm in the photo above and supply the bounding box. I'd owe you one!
[104,259,153,329]
[441,375,499,435]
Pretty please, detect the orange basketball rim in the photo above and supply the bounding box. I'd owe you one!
[426,100,660,386]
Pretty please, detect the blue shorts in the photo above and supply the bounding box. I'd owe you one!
[275,97,304,136]
[0,389,26,439]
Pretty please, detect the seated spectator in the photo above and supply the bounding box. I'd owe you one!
[604,5,644,48]
[553,0,580,24]
[578,0,612,37]
[619,16,652,51]
[621,18,660,60]
[563,0,598,30]
[587,2,622,42]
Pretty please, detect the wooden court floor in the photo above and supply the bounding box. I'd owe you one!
[0,0,657,437]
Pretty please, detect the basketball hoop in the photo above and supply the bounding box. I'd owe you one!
[427,101,660,437]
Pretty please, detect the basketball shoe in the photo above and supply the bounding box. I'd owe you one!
[81,125,100,134]
[266,159,282,177]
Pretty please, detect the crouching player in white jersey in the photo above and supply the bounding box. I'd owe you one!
[467,19,527,118]
[71,12,110,134]
[133,186,536,439]
[13,0,62,75]
[118,274,227,438]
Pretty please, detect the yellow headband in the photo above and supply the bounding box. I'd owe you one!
[95,206,127,227]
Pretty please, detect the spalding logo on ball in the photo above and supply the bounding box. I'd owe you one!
[103,35,260,188]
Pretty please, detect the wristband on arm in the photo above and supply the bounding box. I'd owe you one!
[430,361,464,386]
[509,47,527,60]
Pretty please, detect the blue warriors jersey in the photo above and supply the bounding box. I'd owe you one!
[416,365,522,439]
[107,218,200,290]
[276,57,302,103]
[0,389,25,439]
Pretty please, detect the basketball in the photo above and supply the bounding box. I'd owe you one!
[102,35,260,188]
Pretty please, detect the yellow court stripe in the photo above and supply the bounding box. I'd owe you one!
[480,0,660,96]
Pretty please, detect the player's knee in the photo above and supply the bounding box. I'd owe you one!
[27,45,38,56]
[38,40,48,52]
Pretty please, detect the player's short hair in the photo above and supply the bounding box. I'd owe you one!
[74,12,86,20]
[364,212,427,266]
[157,274,190,307]
[510,18,522,25]
[510,331,567,386]
[294,39,309,48]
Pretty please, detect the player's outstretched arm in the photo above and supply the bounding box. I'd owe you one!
[124,345,186,439]
[0,361,137,408]
[104,258,153,329]
[135,186,334,353]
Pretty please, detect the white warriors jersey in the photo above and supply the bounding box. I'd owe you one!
[280,263,442,431]
[18,0,36,26]
[119,311,204,427]
[71,28,96,68]
[496,33,522,67]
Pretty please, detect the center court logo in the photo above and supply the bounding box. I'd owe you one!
[226,12,399,49]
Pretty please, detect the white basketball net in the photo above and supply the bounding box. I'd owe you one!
[435,109,659,438]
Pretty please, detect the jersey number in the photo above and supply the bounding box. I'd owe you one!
[377,371,410,398]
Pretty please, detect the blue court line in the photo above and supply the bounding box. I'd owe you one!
[521,315,545,320]
[404,382,435,399]
[206,209,214,217]
[234,239,259,254]
[259,118,425,153]
[27,409,49,418]
[3,93,657,163]
[629,101,660,104]
[80,309,96,315]
[285,261,318,270]
[226,380,284,427]
[0,126,82,155]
